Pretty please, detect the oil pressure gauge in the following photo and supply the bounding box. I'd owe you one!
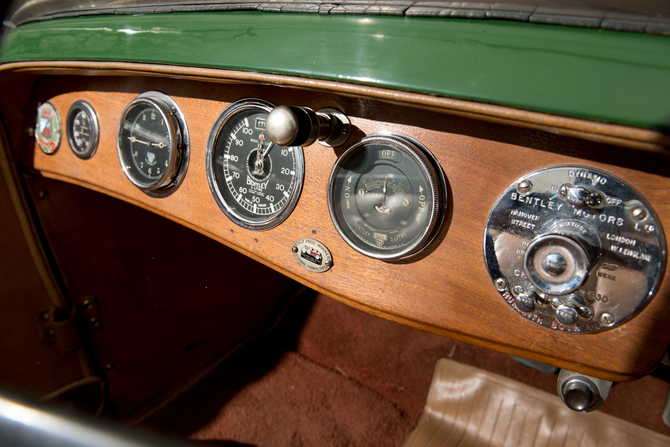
[67,100,99,159]
[117,91,189,197]
[206,99,304,230]
[328,133,447,261]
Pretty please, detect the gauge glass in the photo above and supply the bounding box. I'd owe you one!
[67,100,99,159]
[207,99,304,230]
[117,92,188,196]
[328,134,447,260]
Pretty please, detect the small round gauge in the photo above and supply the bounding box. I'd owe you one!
[66,100,99,159]
[328,133,447,260]
[117,91,189,196]
[206,99,304,230]
[35,101,61,155]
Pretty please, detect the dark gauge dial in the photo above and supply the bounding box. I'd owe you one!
[207,99,304,230]
[117,91,189,197]
[66,100,99,159]
[328,133,447,260]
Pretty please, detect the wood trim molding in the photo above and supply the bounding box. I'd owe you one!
[2,61,669,152]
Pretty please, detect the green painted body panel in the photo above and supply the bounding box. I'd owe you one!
[1,12,669,130]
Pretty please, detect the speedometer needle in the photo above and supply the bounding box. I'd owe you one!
[260,142,274,159]
[253,142,275,175]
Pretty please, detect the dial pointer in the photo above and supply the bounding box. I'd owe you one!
[129,136,150,146]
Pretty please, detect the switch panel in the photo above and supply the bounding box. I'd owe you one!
[484,166,666,333]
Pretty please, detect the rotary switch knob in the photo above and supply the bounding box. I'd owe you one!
[524,233,592,296]
[525,231,597,323]
[560,184,602,209]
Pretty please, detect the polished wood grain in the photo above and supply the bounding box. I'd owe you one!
[7,66,670,382]
[4,61,669,152]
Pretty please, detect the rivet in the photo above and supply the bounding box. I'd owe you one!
[632,207,647,221]
[292,246,298,253]
[494,278,507,291]
[518,180,533,194]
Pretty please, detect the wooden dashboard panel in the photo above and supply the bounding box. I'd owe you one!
[7,63,670,382]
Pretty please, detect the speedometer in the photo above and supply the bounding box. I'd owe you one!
[206,99,304,230]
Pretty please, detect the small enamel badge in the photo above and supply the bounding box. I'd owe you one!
[35,102,61,154]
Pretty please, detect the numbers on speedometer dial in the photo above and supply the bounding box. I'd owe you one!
[207,99,304,230]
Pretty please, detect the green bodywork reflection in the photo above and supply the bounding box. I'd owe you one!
[1,12,669,130]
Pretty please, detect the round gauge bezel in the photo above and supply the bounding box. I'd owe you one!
[327,132,447,261]
[66,100,99,159]
[117,91,189,197]
[206,98,305,231]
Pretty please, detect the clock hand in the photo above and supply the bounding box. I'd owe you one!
[129,136,150,146]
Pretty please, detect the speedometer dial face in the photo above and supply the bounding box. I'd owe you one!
[328,133,447,260]
[207,99,304,230]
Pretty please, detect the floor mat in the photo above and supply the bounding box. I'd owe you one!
[191,351,413,447]
[403,359,670,447]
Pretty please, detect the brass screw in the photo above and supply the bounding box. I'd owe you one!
[600,313,615,326]
[632,207,647,221]
[518,180,533,194]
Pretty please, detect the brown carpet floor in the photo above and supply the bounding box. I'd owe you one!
[144,291,670,446]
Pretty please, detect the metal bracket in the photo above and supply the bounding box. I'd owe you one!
[36,307,79,354]
[76,296,102,331]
